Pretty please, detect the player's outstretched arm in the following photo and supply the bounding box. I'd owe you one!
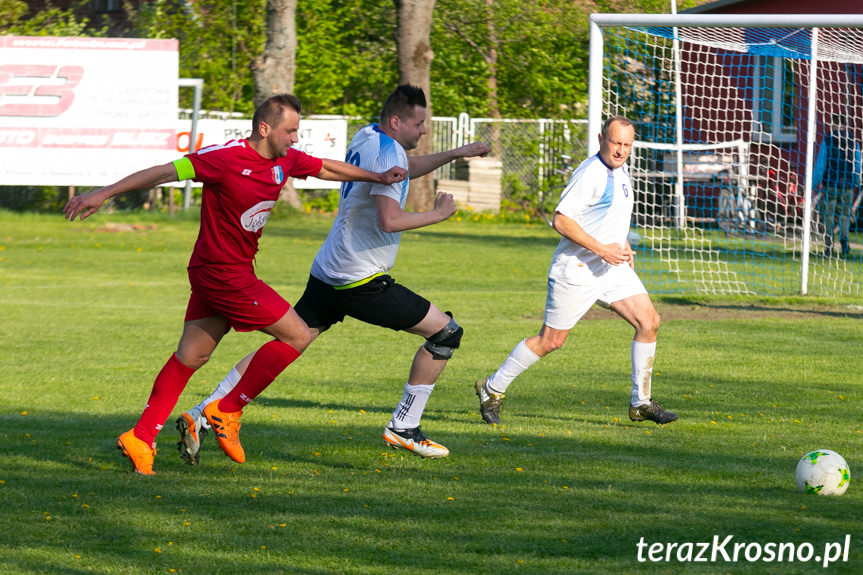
[375,192,456,233]
[408,142,491,178]
[63,163,180,221]
[316,159,407,185]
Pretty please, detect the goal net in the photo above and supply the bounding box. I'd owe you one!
[590,14,863,296]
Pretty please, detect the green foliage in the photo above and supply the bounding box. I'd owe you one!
[1,211,861,574]
[300,189,342,215]
[130,0,267,114]
[0,0,27,31]
[6,0,718,118]
[0,187,69,212]
[295,0,398,118]
[431,0,592,118]
[0,0,96,36]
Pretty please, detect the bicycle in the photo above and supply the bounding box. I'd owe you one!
[538,154,575,227]
[716,169,758,235]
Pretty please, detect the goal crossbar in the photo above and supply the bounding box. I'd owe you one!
[591,14,863,29]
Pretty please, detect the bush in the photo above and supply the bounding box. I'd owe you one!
[0,186,71,213]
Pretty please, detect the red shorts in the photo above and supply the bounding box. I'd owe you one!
[185,264,291,332]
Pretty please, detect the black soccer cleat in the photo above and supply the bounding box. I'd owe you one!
[474,377,504,425]
[629,399,677,424]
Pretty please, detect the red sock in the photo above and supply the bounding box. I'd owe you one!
[133,354,195,446]
[218,340,301,412]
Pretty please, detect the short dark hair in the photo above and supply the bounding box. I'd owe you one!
[253,94,302,132]
[602,116,635,138]
[380,85,427,125]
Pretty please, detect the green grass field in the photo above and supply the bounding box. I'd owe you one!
[1,209,861,574]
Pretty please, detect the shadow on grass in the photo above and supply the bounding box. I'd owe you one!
[2,406,861,575]
[657,296,863,320]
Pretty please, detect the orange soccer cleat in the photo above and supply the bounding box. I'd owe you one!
[117,429,156,475]
[203,401,246,463]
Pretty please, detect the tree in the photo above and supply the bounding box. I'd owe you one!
[433,0,590,120]
[131,0,266,115]
[249,0,303,208]
[252,0,298,107]
[1,0,92,36]
[294,0,397,117]
[394,0,436,211]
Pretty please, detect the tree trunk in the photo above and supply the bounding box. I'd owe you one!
[485,0,500,122]
[251,0,297,107]
[394,0,436,211]
[485,0,502,157]
[252,0,301,207]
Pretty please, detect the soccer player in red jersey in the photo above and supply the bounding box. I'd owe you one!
[64,94,406,474]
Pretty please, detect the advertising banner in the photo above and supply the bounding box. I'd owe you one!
[0,36,179,186]
[176,117,348,189]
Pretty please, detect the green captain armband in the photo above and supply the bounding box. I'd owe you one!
[173,157,196,181]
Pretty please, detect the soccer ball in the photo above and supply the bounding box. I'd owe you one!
[795,450,850,496]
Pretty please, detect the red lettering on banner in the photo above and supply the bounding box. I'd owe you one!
[0,128,174,148]
[0,128,38,146]
[41,129,110,147]
[111,130,172,148]
[0,64,83,117]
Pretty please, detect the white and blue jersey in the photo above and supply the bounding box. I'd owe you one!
[547,154,635,282]
[310,124,410,285]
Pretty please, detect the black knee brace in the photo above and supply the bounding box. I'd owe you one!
[423,313,463,360]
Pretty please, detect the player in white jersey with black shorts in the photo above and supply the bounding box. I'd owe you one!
[176,85,490,460]
[474,116,677,427]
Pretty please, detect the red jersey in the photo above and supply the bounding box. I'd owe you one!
[185,139,322,267]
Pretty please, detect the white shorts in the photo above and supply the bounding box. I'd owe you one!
[543,264,647,330]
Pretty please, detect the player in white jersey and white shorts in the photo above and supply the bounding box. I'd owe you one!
[176,85,491,461]
[474,116,678,427]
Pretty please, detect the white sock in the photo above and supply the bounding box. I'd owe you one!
[194,367,242,417]
[390,383,434,430]
[486,339,540,396]
[631,341,656,406]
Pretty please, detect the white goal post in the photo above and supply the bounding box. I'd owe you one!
[589,14,863,297]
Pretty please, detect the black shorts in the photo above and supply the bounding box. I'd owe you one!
[294,274,431,332]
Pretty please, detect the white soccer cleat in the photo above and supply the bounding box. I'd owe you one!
[176,410,208,465]
[383,425,449,458]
